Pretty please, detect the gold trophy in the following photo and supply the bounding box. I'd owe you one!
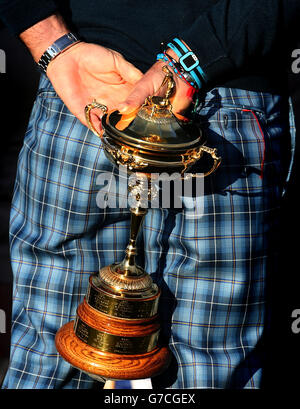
[55,66,221,384]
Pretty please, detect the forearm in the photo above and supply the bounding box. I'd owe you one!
[19,14,70,62]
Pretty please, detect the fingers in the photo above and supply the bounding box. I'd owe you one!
[169,84,196,115]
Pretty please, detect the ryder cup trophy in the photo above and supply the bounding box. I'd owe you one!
[55,66,221,383]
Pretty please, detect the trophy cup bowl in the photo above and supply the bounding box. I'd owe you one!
[55,66,221,383]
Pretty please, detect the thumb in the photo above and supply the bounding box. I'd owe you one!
[117,86,149,114]
[117,66,165,113]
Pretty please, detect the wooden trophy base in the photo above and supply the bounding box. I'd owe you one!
[55,321,170,381]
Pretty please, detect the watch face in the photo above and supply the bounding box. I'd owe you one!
[180,52,198,71]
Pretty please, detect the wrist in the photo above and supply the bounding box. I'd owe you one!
[37,32,81,74]
[20,14,70,62]
[158,38,207,90]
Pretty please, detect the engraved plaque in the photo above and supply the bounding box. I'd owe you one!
[74,318,159,355]
[87,284,159,319]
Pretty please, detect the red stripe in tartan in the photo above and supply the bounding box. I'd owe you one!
[241,109,266,179]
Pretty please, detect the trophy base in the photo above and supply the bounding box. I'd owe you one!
[55,321,171,381]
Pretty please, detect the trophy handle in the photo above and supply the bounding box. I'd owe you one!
[182,145,221,176]
[200,145,222,177]
[84,99,108,137]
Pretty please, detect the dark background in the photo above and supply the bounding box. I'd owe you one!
[0,25,300,390]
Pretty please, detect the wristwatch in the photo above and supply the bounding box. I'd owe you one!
[179,51,199,72]
[37,32,80,74]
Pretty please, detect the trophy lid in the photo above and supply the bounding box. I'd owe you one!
[85,65,220,175]
[101,95,204,154]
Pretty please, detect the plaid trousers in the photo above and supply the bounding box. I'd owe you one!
[2,74,295,389]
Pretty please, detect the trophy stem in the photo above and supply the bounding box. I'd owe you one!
[122,206,148,275]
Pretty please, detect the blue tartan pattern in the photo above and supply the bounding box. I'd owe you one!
[2,74,295,389]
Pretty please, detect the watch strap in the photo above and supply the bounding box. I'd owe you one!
[167,38,207,89]
[37,32,80,73]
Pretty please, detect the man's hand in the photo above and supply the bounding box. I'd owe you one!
[20,14,143,133]
[46,42,143,132]
[117,59,195,116]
